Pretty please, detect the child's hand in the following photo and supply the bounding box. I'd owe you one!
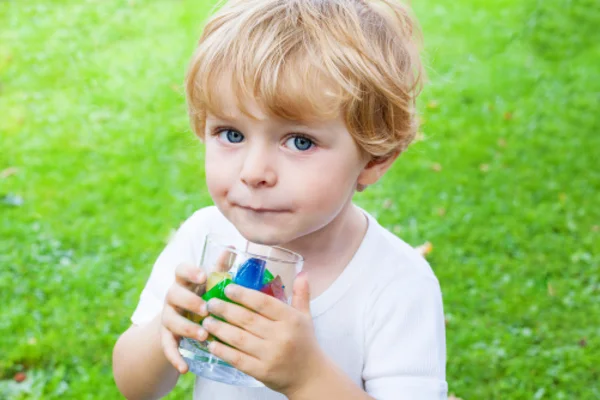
[160,263,210,374]
[201,272,326,395]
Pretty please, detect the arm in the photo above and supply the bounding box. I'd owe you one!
[112,212,208,399]
[286,356,375,400]
[113,315,180,400]
[113,263,209,400]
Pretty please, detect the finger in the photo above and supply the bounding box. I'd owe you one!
[291,272,311,315]
[205,327,263,376]
[162,304,209,343]
[175,262,206,289]
[202,316,265,359]
[165,282,208,318]
[224,284,286,321]
[214,247,237,272]
[206,298,271,339]
[160,327,188,374]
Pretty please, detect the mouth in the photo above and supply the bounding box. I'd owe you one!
[235,204,290,214]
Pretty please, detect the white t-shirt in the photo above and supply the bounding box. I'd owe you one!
[131,206,448,399]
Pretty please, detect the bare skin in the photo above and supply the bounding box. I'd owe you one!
[113,264,209,399]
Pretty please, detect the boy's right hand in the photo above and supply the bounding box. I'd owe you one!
[160,263,210,374]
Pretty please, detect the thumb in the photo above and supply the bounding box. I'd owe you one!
[291,272,311,314]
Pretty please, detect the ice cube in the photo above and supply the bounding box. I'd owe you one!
[234,257,266,290]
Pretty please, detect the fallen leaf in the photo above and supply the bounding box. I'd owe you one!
[0,167,18,178]
[415,242,433,257]
[479,164,490,172]
[431,163,442,172]
[426,100,439,110]
[14,372,26,383]
[436,207,446,217]
[547,282,555,297]
[392,225,403,234]
[497,138,507,147]
[503,111,513,121]
[414,132,427,142]
[383,198,393,209]
[592,225,599,232]
[579,338,587,347]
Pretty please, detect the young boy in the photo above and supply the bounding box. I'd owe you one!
[113,0,447,399]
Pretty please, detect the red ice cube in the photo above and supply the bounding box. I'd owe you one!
[260,276,287,302]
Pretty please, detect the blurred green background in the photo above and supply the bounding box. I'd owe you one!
[1,0,598,399]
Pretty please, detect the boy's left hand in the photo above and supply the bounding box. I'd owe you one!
[201,272,325,395]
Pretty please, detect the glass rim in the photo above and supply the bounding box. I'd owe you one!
[204,234,304,265]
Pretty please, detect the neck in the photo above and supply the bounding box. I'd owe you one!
[282,201,368,272]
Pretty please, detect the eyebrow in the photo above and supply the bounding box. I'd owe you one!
[206,115,321,133]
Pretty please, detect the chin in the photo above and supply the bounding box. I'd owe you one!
[236,225,292,246]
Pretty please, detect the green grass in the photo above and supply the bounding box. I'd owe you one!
[1,0,598,398]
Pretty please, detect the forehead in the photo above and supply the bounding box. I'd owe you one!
[201,62,347,126]
[204,82,348,136]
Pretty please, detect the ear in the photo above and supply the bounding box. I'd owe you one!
[357,151,400,188]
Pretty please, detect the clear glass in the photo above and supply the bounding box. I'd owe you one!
[178,234,304,387]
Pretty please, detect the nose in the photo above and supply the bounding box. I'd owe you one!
[239,144,277,188]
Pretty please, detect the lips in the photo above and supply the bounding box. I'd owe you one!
[237,204,288,213]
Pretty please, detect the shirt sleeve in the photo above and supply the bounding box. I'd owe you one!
[363,275,448,400]
[130,211,206,326]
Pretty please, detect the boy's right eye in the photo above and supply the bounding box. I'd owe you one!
[217,129,244,144]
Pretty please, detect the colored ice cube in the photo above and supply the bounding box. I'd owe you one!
[259,283,274,297]
[202,277,233,302]
[263,268,275,285]
[234,257,266,290]
[207,271,233,291]
[259,275,287,302]
[199,277,232,332]
[187,277,233,327]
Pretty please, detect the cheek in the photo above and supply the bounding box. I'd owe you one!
[205,147,231,197]
[292,154,359,208]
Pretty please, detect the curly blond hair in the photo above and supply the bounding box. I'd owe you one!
[186,0,424,160]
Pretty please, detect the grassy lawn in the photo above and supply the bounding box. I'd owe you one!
[1,0,598,398]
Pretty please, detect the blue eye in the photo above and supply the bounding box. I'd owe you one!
[218,129,244,143]
[285,136,314,151]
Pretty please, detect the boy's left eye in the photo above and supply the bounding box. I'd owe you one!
[285,136,314,152]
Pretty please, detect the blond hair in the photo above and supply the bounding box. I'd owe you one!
[186,0,424,159]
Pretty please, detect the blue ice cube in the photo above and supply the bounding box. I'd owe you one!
[234,257,266,291]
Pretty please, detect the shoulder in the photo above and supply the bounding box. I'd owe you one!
[362,210,440,288]
[352,210,445,324]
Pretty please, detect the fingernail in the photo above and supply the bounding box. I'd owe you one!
[198,327,208,340]
[199,303,208,316]
[208,340,217,352]
[202,317,214,328]
[225,284,237,297]
[196,271,206,283]
[207,298,222,312]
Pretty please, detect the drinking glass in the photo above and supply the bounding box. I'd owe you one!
[178,234,304,387]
